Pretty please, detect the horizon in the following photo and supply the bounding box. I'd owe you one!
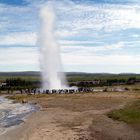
[0,0,140,73]
[0,71,139,75]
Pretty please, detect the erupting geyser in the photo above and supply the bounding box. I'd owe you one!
[39,6,67,90]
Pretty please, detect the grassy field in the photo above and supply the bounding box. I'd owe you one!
[107,99,140,123]
[0,76,39,82]
[0,72,140,82]
[67,74,140,82]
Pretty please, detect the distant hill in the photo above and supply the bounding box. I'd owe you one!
[0,71,40,76]
[0,71,140,83]
[0,71,139,77]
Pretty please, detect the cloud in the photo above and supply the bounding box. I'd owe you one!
[0,32,37,45]
[0,44,139,69]
[56,3,140,33]
[1,1,140,42]
[131,34,140,38]
[0,0,140,72]
[61,42,124,54]
[0,47,39,65]
[104,42,124,50]
[62,53,140,66]
[0,3,38,33]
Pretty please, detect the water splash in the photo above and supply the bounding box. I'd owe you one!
[39,5,67,90]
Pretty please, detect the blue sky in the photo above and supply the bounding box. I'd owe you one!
[0,0,140,73]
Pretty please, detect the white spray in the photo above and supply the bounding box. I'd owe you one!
[39,5,67,90]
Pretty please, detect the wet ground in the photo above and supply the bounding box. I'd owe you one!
[0,96,37,134]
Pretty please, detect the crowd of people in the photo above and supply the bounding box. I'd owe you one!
[17,87,94,94]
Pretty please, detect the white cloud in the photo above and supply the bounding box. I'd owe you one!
[61,42,124,54]
[0,47,39,65]
[1,1,140,44]
[0,45,139,68]
[59,40,103,45]
[56,3,140,33]
[0,3,38,33]
[55,29,79,38]
[132,34,140,38]
[105,42,124,50]
[0,32,37,46]
[62,53,140,66]
[0,0,140,72]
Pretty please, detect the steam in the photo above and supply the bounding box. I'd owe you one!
[39,5,67,90]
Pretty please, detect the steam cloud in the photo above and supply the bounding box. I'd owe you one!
[39,5,67,90]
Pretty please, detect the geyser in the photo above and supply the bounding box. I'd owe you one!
[39,6,67,90]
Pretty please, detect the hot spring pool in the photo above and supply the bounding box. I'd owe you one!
[0,96,37,135]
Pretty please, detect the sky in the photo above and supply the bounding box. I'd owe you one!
[0,0,140,73]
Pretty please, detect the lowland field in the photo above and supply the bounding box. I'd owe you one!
[0,71,140,82]
[0,72,140,140]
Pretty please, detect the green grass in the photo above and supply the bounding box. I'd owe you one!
[107,100,140,123]
[0,74,140,82]
[0,76,39,82]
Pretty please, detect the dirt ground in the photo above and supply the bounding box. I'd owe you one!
[0,92,140,140]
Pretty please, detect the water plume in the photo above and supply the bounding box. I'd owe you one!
[39,5,67,90]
